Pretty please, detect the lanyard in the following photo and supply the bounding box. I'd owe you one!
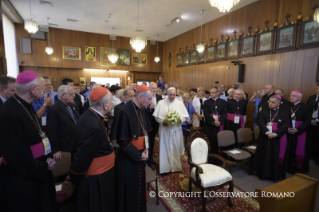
[269,108,279,123]
[131,101,147,135]
[291,104,300,119]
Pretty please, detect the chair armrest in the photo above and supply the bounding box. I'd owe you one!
[209,154,237,169]
[187,159,203,182]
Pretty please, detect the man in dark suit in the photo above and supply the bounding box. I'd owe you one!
[275,88,290,111]
[54,77,83,116]
[114,88,134,118]
[146,82,162,168]
[306,83,319,165]
[0,76,16,107]
[47,85,79,161]
[220,84,229,96]
[256,84,275,120]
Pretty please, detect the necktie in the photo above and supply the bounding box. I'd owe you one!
[66,105,77,123]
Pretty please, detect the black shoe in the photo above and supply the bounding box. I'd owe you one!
[160,173,169,177]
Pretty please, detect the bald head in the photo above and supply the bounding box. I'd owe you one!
[264,84,274,95]
[149,82,157,94]
[234,89,243,100]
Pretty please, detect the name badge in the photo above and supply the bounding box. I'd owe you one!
[41,117,46,126]
[42,137,51,155]
[312,110,318,119]
[259,106,262,112]
[292,120,296,128]
[234,115,240,124]
[213,115,219,121]
[267,122,272,132]
[145,135,149,149]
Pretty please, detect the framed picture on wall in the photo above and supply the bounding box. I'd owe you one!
[117,49,131,66]
[300,18,319,49]
[227,39,239,59]
[141,54,147,64]
[206,45,216,62]
[275,24,296,52]
[20,37,32,54]
[197,49,205,64]
[217,43,226,60]
[183,52,190,66]
[257,30,274,55]
[177,54,183,67]
[190,50,197,64]
[79,76,86,85]
[62,46,81,60]
[241,35,256,57]
[85,46,96,62]
[132,53,139,64]
[100,47,116,67]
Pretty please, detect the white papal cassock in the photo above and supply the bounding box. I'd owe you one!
[153,97,189,174]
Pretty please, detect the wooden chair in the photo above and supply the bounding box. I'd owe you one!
[52,152,73,204]
[146,166,159,205]
[253,126,260,141]
[189,127,203,134]
[217,130,252,173]
[238,128,256,174]
[187,131,234,212]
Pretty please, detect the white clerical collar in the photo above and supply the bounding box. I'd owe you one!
[213,97,218,101]
[90,107,104,117]
[267,93,272,96]
[235,99,240,102]
[294,101,300,105]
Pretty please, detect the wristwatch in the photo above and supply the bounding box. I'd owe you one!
[43,103,50,108]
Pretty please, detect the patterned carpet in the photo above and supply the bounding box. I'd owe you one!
[150,138,260,212]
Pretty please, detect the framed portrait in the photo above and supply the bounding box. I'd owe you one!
[197,49,205,64]
[257,30,274,55]
[190,50,197,64]
[85,46,96,62]
[183,52,190,66]
[117,49,131,66]
[217,43,226,60]
[100,47,116,67]
[241,35,256,57]
[20,37,32,54]
[177,54,183,67]
[132,53,139,64]
[227,40,239,59]
[79,76,86,85]
[300,19,319,49]
[62,46,81,60]
[275,24,296,52]
[206,46,216,62]
[141,54,147,64]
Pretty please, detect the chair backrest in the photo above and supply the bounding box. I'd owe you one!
[217,130,235,147]
[254,126,260,141]
[189,127,203,135]
[237,128,253,144]
[190,138,208,164]
[52,152,71,178]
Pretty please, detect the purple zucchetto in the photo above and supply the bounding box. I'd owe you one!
[16,71,38,84]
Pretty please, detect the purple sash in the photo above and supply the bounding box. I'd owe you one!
[294,121,306,169]
[210,114,224,131]
[226,113,245,128]
[1,142,45,164]
[272,123,287,170]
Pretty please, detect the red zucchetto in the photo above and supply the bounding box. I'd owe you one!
[16,71,38,84]
[136,84,150,92]
[89,87,108,101]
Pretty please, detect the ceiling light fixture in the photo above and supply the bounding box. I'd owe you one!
[154,34,160,63]
[45,17,53,55]
[314,7,319,23]
[130,0,147,53]
[108,27,119,63]
[209,0,240,13]
[24,0,39,34]
[196,10,205,53]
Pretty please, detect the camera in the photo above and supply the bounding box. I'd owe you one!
[256,90,262,94]
[231,60,240,65]
[233,83,240,89]
[105,112,114,120]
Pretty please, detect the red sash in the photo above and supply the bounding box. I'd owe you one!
[86,152,115,176]
[210,114,224,131]
[294,121,306,170]
[226,113,245,128]
[1,142,44,164]
[130,136,146,150]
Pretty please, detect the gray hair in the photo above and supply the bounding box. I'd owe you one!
[90,91,112,107]
[15,74,42,94]
[57,85,72,100]
[210,86,219,92]
[228,88,235,93]
[270,96,281,104]
[124,88,134,96]
[117,89,125,98]
[0,76,16,89]
[182,92,190,99]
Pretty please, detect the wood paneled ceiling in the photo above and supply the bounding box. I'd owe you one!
[9,0,257,41]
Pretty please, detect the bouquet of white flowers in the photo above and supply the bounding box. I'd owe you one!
[164,111,181,127]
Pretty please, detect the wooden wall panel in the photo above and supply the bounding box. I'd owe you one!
[15,24,163,73]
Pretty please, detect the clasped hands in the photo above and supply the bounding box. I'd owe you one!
[47,158,55,170]
[288,128,298,134]
[267,132,277,139]
[141,149,149,161]
[213,120,221,127]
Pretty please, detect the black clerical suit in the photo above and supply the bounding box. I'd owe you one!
[256,92,275,120]
[306,94,319,164]
[203,98,228,154]
[253,108,290,181]
[70,109,117,212]
[46,100,79,155]
[280,98,290,111]
[114,101,125,118]
[0,94,58,212]
[0,98,3,107]
[145,94,162,166]
[55,93,83,116]
[111,100,152,212]
[286,102,311,173]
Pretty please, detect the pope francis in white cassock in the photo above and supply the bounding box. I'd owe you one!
[153,88,189,176]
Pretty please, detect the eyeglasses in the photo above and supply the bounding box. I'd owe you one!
[64,93,75,96]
